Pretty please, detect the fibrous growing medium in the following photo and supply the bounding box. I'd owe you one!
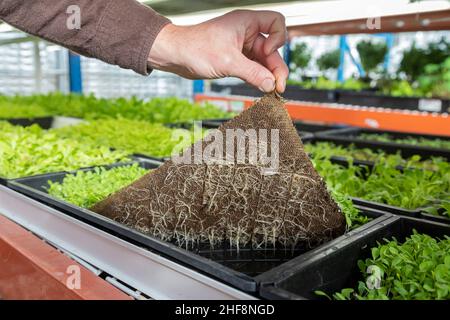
[92,93,345,249]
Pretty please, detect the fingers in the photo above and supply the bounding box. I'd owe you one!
[268,51,289,93]
[245,10,288,56]
[251,35,289,93]
[230,53,275,93]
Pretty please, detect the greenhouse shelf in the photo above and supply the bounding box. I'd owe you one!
[316,127,450,160]
[0,185,255,300]
[195,94,450,137]
[0,214,131,300]
[211,83,450,114]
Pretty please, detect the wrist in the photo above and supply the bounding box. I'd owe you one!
[148,23,181,70]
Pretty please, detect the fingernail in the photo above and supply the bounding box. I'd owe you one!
[260,78,275,92]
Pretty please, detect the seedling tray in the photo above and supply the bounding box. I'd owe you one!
[316,127,450,161]
[302,136,449,224]
[258,216,450,299]
[8,166,390,293]
[211,83,339,103]
[293,121,349,135]
[420,209,450,225]
[351,197,450,224]
[0,157,143,186]
[336,90,450,113]
[164,121,225,130]
[2,116,54,129]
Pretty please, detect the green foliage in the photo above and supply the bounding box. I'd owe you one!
[399,44,429,82]
[417,57,450,99]
[53,118,201,158]
[0,98,49,119]
[0,93,233,123]
[317,49,340,71]
[47,164,149,208]
[0,121,129,179]
[310,155,450,215]
[305,141,382,162]
[287,78,369,92]
[330,231,450,300]
[340,78,369,91]
[289,43,312,73]
[359,133,450,150]
[378,79,419,97]
[304,141,446,171]
[356,40,388,73]
[424,200,450,218]
[313,77,339,90]
[306,141,450,217]
[332,191,370,230]
[399,38,450,82]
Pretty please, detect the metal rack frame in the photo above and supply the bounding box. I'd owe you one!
[0,185,255,300]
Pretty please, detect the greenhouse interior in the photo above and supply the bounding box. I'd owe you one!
[0,0,449,305]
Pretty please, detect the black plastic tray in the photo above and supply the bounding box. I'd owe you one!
[258,215,450,299]
[336,90,450,113]
[1,116,85,130]
[293,121,349,135]
[210,83,450,113]
[302,136,449,224]
[211,83,338,103]
[8,164,390,294]
[2,116,54,129]
[0,156,141,186]
[164,121,226,130]
[316,127,450,161]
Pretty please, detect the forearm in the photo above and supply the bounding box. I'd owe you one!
[0,0,170,75]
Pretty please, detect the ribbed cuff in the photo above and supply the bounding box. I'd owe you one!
[96,0,171,75]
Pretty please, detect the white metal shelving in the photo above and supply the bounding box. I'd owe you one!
[0,185,256,300]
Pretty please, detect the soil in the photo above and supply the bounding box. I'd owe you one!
[91,93,346,249]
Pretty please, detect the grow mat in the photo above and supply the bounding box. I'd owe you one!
[302,136,450,224]
[258,215,450,300]
[92,94,348,256]
[8,167,389,294]
[316,127,450,161]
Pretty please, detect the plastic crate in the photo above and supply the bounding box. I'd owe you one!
[259,216,450,300]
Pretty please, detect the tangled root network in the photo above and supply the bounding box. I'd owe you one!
[92,93,345,250]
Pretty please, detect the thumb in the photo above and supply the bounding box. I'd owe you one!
[231,54,275,93]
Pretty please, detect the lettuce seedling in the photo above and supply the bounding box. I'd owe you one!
[329,231,450,300]
[47,164,149,208]
[0,121,130,179]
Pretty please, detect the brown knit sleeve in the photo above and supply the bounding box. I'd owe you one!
[0,0,171,75]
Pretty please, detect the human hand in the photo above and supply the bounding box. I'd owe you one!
[148,10,289,93]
